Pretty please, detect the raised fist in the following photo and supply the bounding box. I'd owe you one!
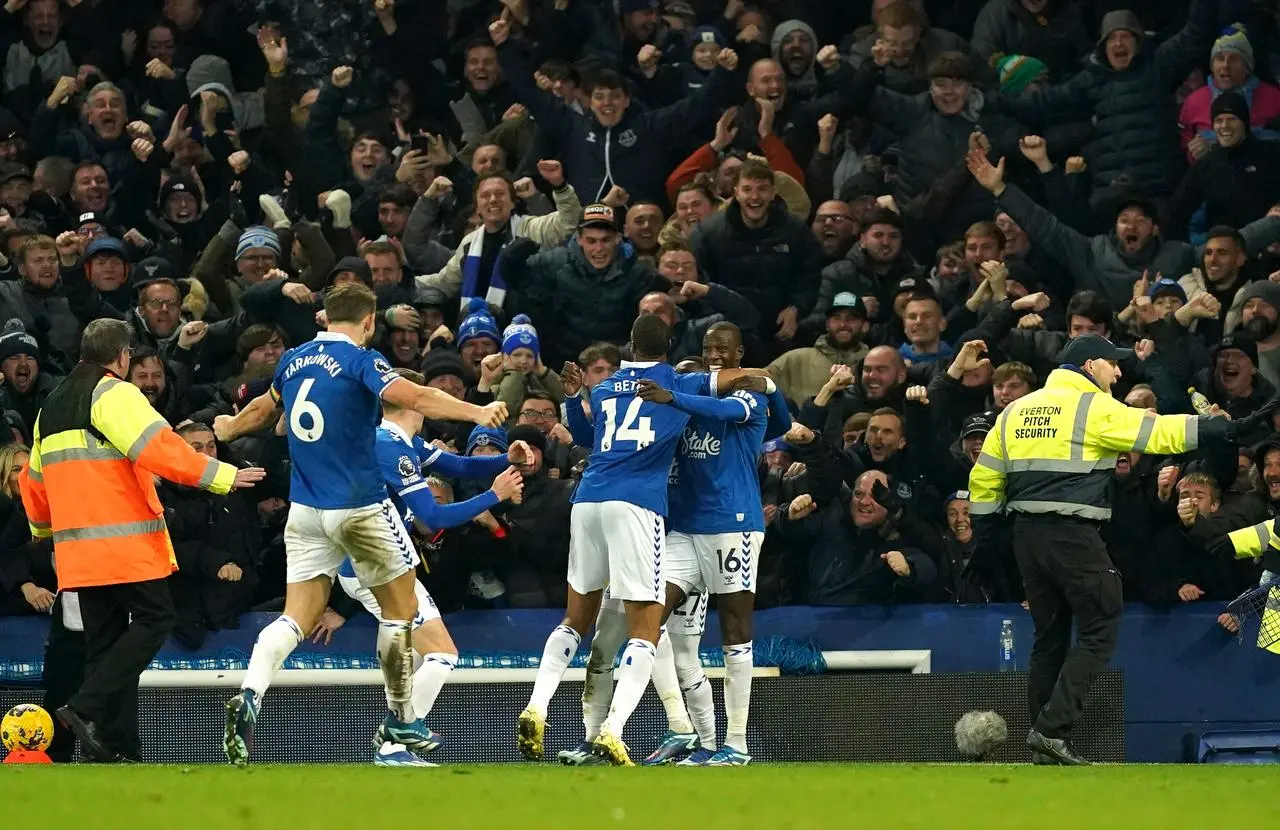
[131,138,154,162]
[489,17,511,46]
[513,177,537,200]
[425,176,453,200]
[816,44,840,71]
[55,230,82,262]
[330,65,354,89]
[638,44,663,75]
[228,150,250,175]
[602,184,629,208]
[906,385,929,405]
[817,113,839,140]
[717,48,739,71]
[871,39,892,67]
[783,422,814,446]
[788,493,817,520]
[536,159,564,188]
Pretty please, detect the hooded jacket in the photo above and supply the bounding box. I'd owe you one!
[994,0,1219,195]
[767,335,871,408]
[772,19,819,101]
[185,54,265,133]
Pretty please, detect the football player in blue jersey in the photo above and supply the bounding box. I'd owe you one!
[332,368,527,765]
[211,284,507,767]
[636,322,785,767]
[517,316,776,766]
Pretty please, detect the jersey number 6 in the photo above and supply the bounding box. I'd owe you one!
[290,377,326,442]
[599,397,656,451]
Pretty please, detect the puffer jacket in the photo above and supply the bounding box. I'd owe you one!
[1167,135,1280,240]
[994,0,1219,195]
[499,237,663,369]
[690,200,823,340]
[970,0,1091,80]
[996,183,1280,312]
[806,244,922,330]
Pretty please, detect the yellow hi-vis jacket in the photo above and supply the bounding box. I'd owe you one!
[968,367,1202,521]
[1224,521,1280,655]
[18,364,239,590]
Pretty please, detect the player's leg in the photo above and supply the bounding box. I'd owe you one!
[520,502,606,760]
[225,505,335,766]
[670,605,718,765]
[408,583,456,728]
[703,532,761,766]
[557,594,627,766]
[641,555,701,765]
[592,504,666,766]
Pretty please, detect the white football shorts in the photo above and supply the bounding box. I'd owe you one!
[284,500,416,588]
[568,501,665,603]
[666,530,763,597]
[337,572,440,627]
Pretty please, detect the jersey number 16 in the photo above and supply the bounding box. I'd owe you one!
[599,397,656,451]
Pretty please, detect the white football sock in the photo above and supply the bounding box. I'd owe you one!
[411,652,457,720]
[241,615,302,700]
[723,641,753,753]
[653,628,694,734]
[582,604,627,741]
[526,624,581,717]
[377,620,416,722]
[602,638,656,737]
[672,630,715,750]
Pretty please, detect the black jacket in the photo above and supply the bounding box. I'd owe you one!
[1167,135,1280,241]
[691,200,822,340]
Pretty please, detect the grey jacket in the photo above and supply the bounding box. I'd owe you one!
[996,183,1280,312]
[0,280,78,365]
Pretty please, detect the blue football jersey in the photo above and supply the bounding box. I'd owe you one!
[573,362,708,516]
[667,390,768,534]
[272,331,401,509]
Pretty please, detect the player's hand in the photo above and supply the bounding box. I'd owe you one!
[1156,465,1179,503]
[213,414,236,442]
[233,466,267,489]
[309,608,345,645]
[784,422,814,445]
[21,582,54,613]
[216,562,243,582]
[905,385,929,405]
[491,466,525,503]
[1177,583,1205,602]
[560,361,583,396]
[508,439,532,467]
[477,401,508,427]
[881,550,910,577]
[787,493,817,520]
[637,379,673,404]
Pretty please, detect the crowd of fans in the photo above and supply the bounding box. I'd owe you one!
[1,0,1279,647]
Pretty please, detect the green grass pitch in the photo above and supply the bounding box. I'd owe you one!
[3,764,1278,828]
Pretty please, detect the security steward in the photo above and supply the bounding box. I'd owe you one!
[968,334,1269,765]
[1215,519,1280,655]
[18,319,266,762]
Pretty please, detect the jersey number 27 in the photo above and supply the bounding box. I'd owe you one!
[599,397,656,451]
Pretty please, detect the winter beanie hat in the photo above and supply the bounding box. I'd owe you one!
[996,54,1048,94]
[456,297,500,350]
[1212,23,1254,73]
[1212,89,1251,125]
[236,226,282,261]
[0,319,39,365]
[502,313,539,357]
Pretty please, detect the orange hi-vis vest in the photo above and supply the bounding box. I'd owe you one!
[18,363,238,590]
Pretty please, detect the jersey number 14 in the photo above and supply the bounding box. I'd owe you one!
[599,398,656,451]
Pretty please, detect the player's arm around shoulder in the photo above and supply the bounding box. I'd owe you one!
[1088,392,1199,455]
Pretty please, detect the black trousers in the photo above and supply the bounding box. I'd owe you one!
[67,578,175,756]
[1013,517,1123,739]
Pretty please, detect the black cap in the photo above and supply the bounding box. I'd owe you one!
[1212,333,1258,367]
[0,163,31,186]
[828,292,867,318]
[960,411,996,440]
[1057,333,1133,365]
[891,276,935,300]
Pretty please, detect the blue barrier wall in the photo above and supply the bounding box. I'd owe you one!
[2,603,1277,762]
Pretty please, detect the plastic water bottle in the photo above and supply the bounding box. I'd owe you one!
[1188,387,1213,415]
[999,619,1016,671]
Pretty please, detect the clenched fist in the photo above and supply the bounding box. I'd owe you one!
[330,65,354,89]
[55,230,82,263]
[425,176,453,200]
[881,550,910,577]
[513,177,537,200]
[816,44,840,70]
[228,150,250,175]
[784,422,814,445]
[788,493,817,520]
[717,48,739,71]
[638,44,663,76]
[536,159,565,188]
[489,17,511,46]
[905,385,929,405]
[477,401,508,427]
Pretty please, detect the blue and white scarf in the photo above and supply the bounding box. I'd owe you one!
[459,215,528,310]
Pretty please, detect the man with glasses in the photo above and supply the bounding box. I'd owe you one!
[811,200,857,263]
[516,391,587,478]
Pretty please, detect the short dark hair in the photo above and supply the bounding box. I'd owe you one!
[868,406,904,428]
[929,51,973,82]
[464,37,497,58]
[992,361,1036,387]
[861,208,903,232]
[657,240,694,262]
[139,278,181,302]
[1066,290,1111,325]
[80,318,133,365]
[128,345,163,369]
[579,342,621,368]
[473,172,516,203]
[325,282,378,324]
[538,59,580,86]
[1205,225,1245,249]
[378,183,417,208]
[237,323,286,362]
[393,367,424,385]
[176,421,214,438]
[584,68,628,94]
[705,320,743,348]
[521,389,557,407]
[904,292,942,313]
[630,313,671,360]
